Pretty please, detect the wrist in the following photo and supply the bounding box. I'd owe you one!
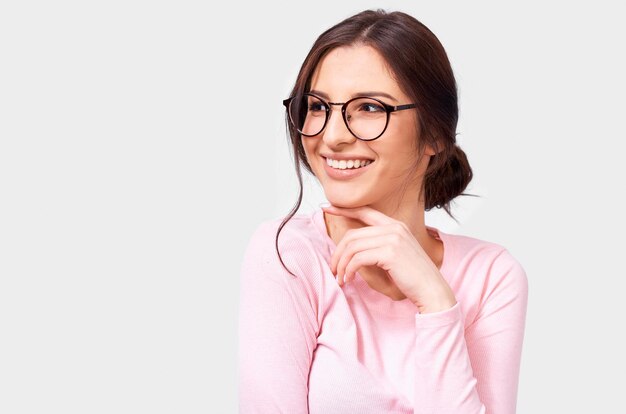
[413,287,457,314]
[416,298,457,314]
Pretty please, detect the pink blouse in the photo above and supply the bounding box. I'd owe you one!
[238,207,528,413]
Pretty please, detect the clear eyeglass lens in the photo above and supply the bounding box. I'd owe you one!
[345,98,387,140]
[288,95,327,136]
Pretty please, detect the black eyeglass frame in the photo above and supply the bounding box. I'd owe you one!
[282,93,417,141]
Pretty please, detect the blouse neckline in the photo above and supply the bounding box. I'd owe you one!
[310,206,455,318]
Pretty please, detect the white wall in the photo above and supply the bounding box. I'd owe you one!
[1,0,624,412]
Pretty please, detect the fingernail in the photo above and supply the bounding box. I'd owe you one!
[319,202,331,208]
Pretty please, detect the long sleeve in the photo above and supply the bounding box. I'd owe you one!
[237,221,321,413]
[413,248,529,414]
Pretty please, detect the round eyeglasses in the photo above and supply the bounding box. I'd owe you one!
[282,93,417,141]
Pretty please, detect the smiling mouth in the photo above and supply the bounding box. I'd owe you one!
[323,156,374,170]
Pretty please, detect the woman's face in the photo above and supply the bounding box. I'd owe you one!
[302,44,434,209]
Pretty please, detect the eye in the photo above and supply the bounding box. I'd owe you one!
[358,102,385,112]
[308,102,327,112]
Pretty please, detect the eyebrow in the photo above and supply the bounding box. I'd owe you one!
[309,89,399,103]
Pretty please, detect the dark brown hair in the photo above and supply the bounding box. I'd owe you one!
[275,8,478,278]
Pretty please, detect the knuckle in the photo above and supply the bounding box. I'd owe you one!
[344,239,354,250]
[394,222,407,232]
[390,232,402,245]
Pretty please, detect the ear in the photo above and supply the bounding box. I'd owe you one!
[424,143,437,156]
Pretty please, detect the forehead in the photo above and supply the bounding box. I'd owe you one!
[309,45,404,100]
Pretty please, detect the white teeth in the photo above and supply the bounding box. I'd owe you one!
[325,157,372,170]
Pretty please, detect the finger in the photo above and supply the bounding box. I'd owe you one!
[335,233,399,284]
[321,205,397,227]
[343,246,391,285]
[330,225,394,274]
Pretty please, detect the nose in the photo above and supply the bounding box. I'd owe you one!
[322,105,357,146]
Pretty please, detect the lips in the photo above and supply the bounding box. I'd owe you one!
[321,155,373,180]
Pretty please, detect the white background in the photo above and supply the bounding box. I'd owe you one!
[1,1,625,412]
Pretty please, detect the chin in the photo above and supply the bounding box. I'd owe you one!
[318,177,376,207]
[323,195,369,209]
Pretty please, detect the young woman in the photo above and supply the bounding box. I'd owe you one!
[238,9,528,414]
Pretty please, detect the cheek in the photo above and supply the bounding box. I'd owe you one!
[301,140,319,169]
[390,113,419,139]
[378,126,418,160]
[301,139,312,159]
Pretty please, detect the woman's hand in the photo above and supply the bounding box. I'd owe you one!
[322,204,457,314]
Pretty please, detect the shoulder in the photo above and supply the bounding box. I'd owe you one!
[239,212,324,326]
[241,211,326,282]
[443,232,528,313]
[446,232,527,283]
[245,211,321,259]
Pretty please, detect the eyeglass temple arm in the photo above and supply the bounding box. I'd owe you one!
[391,103,417,111]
